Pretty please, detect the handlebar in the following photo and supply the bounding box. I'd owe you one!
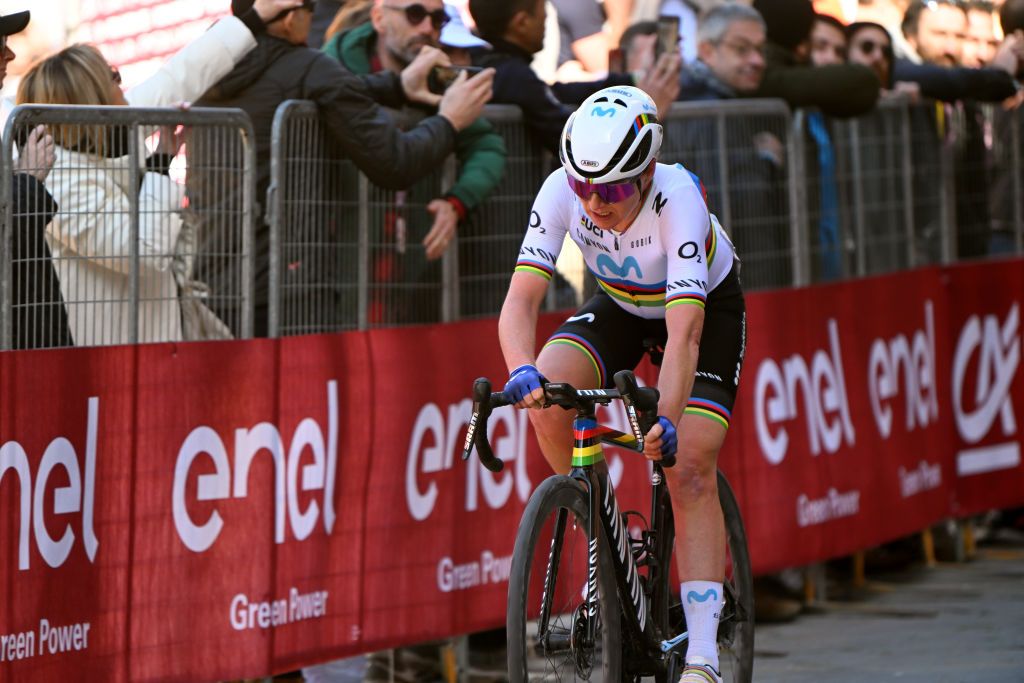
[461,370,674,473]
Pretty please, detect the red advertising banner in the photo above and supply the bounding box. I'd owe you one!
[1,260,1021,680]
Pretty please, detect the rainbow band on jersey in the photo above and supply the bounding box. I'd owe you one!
[515,258,554,280]
[665,291,707,310]
[684,397,731,429]
[572,418,606,467]
[705,221,718,267]
[543,333,606,388]
[595,276,666,308]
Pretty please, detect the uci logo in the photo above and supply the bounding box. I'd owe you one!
[591,106,617,117]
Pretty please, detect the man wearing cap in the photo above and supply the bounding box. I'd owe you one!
[0,10,73,349]
[322,1,505,265]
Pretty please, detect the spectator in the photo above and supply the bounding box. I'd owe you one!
[321,0,506,324]
[324,0,375,42]
[14,0,304,346]
[1,9,72,350]
[847,21,905,91]
[810,13,848,66]
[308,0,344,48]
[674,4,792,289]
[897,0,1020,260]
[962,0,1000,68]
[195,0,494,336]
[900,0,965,66]
[468,0,680,153]
[893,2,1019,100]
[750,0,881,117]
[806,13,849,280]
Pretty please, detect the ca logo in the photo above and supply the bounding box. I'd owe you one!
[952,303,1020,445]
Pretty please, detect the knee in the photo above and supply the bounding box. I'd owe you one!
[665,449,718,501]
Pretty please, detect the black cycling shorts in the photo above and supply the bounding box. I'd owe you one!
[543,263,746,429]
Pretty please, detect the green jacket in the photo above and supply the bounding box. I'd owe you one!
[323,23,506,213]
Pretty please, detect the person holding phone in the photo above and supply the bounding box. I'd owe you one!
[323,0,503,265]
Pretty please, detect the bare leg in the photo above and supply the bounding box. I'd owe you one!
[529,342,603,474]
[663,413,728,582]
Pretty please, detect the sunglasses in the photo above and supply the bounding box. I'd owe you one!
[111,67,122,85]
[566,175,640,203]
[854,39,894,59]
[383,3,450,31]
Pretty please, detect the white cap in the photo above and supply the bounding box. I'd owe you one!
[440,3,490,49]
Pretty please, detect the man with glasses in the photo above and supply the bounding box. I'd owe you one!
[675,4,791,290]
[195,0,494,336]
[322,0,505,296]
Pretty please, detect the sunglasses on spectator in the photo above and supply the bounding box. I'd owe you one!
[854,39,894,59]
[111,67,122,85]
[565,175,641,203]
[383,3,450,31]
[0,36,7,54]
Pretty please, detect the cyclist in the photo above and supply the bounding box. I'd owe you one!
[498,85,745,683]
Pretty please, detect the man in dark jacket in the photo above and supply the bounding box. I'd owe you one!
[897,0,1019,260]
[467,0,679,154]
[322,3,507,324]
[195,0,493,336]
[1,10,73,350]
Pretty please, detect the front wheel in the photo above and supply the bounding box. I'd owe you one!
[716,471,754,683]
[507,475,622,682]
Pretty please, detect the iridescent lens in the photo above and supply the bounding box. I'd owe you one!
[566,175,639,203]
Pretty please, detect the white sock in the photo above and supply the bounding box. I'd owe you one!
[681,580,723,670]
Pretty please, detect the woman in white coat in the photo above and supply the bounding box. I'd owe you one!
[15,0,302,346]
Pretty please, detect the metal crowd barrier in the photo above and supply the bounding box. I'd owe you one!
[2,99,1023,347]
[0,105,256,350]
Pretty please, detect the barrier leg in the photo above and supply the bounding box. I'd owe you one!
[852,551,866,590]
[921,528,936,568]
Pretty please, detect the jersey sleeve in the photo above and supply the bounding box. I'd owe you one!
[514,170,572,282]
[659,175,713,311]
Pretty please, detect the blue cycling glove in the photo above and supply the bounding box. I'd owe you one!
[654,416,678,459]
[504,364,547,403]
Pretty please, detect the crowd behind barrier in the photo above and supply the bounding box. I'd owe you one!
[1,98,1022,349]
[0,97,1023,681]
[0,105,257,350]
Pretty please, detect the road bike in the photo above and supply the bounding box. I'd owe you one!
[463,370,754,682]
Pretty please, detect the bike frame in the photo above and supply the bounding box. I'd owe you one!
[537,400,676,672]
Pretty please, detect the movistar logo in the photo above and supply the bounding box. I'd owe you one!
[591,106,617,117]
[596,254,642,279]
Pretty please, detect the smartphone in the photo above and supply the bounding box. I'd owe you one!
[656,15,681,58]
[608,47,625,74]
[428,65,484,95]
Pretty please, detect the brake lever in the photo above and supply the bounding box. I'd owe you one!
[462,378,505,473]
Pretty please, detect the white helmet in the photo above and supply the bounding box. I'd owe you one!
[559,85,663,184]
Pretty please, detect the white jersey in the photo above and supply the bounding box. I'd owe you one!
[515,163,736,319]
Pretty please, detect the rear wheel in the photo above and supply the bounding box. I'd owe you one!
[507,475,622,682]
[715,471,755,683]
